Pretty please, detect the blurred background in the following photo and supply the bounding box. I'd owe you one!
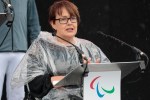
[2,0,150,100]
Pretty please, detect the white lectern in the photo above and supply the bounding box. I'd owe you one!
[83,61,145,100]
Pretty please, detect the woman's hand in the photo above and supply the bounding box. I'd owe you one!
[83,57,100,64]
[82,54,100,64]
[51,76,64,88]
[95,58,100,63]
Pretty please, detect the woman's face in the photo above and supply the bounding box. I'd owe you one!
[50,7,78,40]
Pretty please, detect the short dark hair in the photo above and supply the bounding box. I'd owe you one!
[48,0,80,24]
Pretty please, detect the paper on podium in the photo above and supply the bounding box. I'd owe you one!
[0,13,6,26]
[54,65,84,87]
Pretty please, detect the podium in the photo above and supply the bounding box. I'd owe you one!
[83,61,145,100]
[0,13,7,26]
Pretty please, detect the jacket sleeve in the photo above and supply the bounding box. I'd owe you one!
[27,0,41,45]
[28,73,54,98]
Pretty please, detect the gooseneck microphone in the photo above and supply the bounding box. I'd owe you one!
[52,32,89,73]
[52,32,88,64]
[52,32,89,96]
[97,31,149,67]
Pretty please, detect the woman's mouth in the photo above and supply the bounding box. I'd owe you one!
[66,28,74,32]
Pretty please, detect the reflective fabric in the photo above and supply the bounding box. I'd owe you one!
[11,31,110,100]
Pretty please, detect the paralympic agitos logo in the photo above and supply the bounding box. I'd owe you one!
[90,76,115,98]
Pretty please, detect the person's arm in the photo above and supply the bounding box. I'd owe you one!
[26,39,55,98]
[29,74,65,98]
[27,0,41,45]
[28,73,54,98]
[25,39,54,98]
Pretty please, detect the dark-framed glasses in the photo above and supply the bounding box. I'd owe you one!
[54,17,77,24]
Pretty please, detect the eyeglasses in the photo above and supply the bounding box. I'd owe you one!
[54,17,77,24]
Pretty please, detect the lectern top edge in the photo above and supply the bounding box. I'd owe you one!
[88,61,145,79]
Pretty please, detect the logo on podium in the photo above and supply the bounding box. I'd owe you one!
[90,76,115,99]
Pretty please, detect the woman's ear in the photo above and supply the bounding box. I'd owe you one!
[50,21,56,30]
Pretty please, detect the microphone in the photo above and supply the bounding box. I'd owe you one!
[97,31,149,67]
[52,32,89,96]
[52,32,89,74]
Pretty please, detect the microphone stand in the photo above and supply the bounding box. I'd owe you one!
[97,31,150,85]
[97,31,149,70]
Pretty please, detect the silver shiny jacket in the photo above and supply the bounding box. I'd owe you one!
[11,31,110,100]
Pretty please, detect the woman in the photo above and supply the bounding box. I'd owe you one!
[11,0,110,100]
